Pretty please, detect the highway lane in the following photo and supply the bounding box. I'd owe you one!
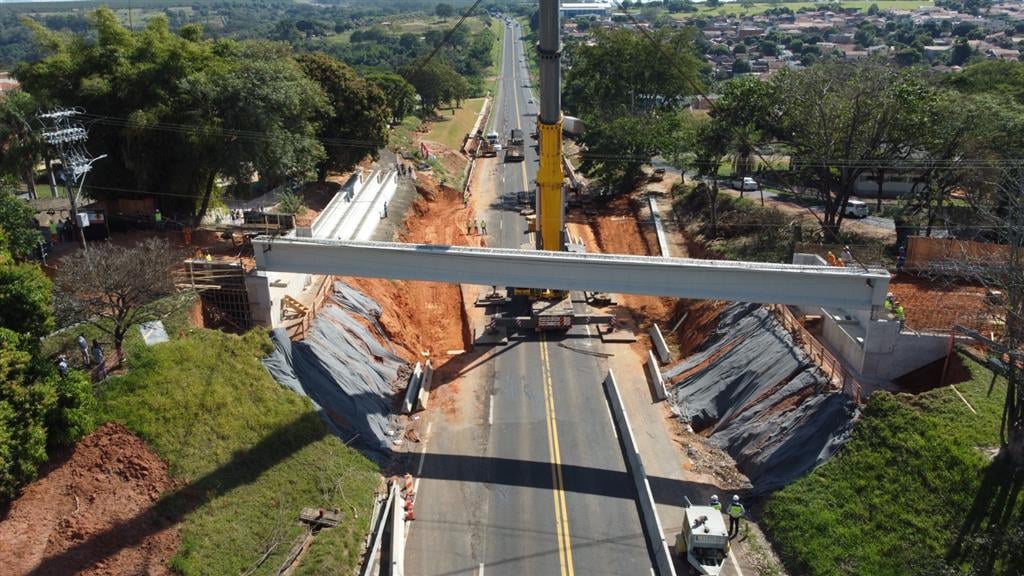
[406,21,650,575]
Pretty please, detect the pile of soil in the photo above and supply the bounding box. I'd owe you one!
[0,423,179,576]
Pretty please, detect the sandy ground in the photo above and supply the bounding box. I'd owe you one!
[0,423,179,576]
[888,272,999,334]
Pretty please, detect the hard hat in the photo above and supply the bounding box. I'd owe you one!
[732,495,740,502]
[711,495,719,503]
[887,292,893,298]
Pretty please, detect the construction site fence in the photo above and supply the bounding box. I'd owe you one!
[793,242,887,268]
[905,235,1023,273]
[771,304,862,405]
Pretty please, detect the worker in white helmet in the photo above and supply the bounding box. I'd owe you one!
[727,495,746,538]
[710,494,721,511]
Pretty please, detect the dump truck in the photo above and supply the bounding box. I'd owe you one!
[505,128,524,162]
[675,505,730,576]
[474,130,498,157]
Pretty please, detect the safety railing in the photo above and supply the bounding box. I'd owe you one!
[771,304,862,404]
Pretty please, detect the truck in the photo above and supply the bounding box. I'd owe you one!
[675,505,730,576]
[505,128,525,162]
[474,131,499,158]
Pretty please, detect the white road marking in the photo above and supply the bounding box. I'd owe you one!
[479,563,486,575]
[488,393,495,425]
[414,421,434,494]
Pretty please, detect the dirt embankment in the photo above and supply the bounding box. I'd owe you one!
[568,194,727,358]
[344,175,481,366]
[0,423,179,576]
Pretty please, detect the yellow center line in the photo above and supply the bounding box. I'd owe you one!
[540,334,575,575]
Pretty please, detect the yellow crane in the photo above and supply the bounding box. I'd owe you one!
[535,0,565,253]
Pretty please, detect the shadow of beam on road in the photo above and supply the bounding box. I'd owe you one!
[397,451,720,507]
[415,521,646,576]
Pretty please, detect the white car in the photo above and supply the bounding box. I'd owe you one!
[844,199,869,218]
[732,176,759,191]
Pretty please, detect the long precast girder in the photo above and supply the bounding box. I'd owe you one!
[253,237,890,310]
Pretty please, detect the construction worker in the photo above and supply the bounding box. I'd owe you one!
[893,300,906,329]
[727,495,745,538]
[826,251,840,267]
[472,218,479,235]
[49,220,59,244]
[480,219,487,235]
[154,208,163,231]
[884,292,895,312]
[710,494,721,511]
[467,218,473,236]
[841,245,853,266]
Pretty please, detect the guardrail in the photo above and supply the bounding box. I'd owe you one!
[771,304,861,404]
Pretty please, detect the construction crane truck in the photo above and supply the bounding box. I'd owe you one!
[482,0,617,334]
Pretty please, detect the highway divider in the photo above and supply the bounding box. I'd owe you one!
[646,350,668,402]
[650,324,671,364]
[603,370,677,576]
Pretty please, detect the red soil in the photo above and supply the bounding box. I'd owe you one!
[0,423,179,576]
[888,273,998,334]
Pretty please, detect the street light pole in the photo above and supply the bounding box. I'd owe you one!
[38,108,105,250]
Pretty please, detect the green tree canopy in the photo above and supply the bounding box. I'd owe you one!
[296,52,389,181]
[402,59,468,114]
[366,72,418,123]
[0,189,40,261]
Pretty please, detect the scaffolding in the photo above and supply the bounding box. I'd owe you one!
[180,259,252,332]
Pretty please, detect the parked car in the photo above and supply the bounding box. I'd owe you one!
[731,176,759,191]
[844,199,869,218]
[649,168,666,182]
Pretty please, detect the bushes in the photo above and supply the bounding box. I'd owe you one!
[0,255,94,502]
[673,182,797,262]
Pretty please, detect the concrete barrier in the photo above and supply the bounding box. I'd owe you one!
[417,360,434,411]
[604,370,677,576]
[648,195,670,258]
[646,351,667,402]
[360,489,395,576]
[402,362,423,414]
[650,324,671,364]
[389,483,405,576]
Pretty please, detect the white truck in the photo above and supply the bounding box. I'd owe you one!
[675,505,730,575]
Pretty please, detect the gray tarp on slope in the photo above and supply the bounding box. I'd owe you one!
[263,282,407,452]
[669,303,859,493]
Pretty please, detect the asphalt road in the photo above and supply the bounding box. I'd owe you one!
[405,22,650,576]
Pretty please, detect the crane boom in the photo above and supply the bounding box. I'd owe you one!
[536,0,565,251]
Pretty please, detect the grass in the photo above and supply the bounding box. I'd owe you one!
[81,326,379,575]
[763,355,1024,576]
[669,0,933,18]
[425,97,487,151]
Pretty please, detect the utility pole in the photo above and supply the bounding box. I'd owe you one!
[38,108,106,250]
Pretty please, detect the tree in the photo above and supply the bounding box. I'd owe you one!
[950,38,975,66]
[766,60,931,240]
[564,27,702,116]
[0,237,93,502]
[689,118,731,236]
[402,59,467,114]
[54,237,184,357]
[0,189,40,261]
[366,72,418,123]
[0,91,42,199]
[18,10,329,225]
[578,112,684,192]
[296,53,389,182]
[955,165,1024,467]
[732,58,751,74]
[435,3,455,20]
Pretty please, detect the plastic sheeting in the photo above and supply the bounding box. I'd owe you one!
[263,282,407,452]
[669,303,859,493]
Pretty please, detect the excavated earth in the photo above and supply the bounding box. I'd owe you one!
[0,423,179,576]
